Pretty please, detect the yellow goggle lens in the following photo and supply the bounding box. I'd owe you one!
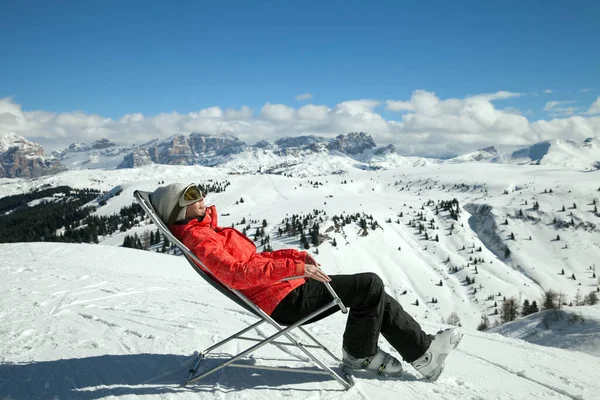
[183,185,203,202]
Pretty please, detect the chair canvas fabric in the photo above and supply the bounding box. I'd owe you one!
[133,190,353,389]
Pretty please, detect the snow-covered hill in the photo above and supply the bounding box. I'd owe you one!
[488,306,600,356]
[1,242,599,399]
[52,138,132,170]
[1,162,599,330]
[510,137,600,171]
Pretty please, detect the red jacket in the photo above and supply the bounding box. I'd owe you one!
[170,205,307,315]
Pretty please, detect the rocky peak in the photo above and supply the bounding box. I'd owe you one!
[327,132,376,155]
[478,146,498,155]
[91,138,117,150]
[117,133,247,168]
[374,144,396,156]
[0,133,66,178]
[274,136,327,149]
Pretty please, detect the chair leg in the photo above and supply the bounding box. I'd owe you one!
[186,302,353,389]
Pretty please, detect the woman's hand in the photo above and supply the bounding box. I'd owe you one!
[304,263,331,282]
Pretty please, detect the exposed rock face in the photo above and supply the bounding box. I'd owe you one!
[327,132,376,155]
[117,133,246,168]
[0,133,66,178]
[374,144,396,156]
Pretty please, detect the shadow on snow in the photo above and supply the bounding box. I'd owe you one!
[0,352,347,399]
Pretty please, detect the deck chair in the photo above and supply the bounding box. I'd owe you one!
[133,190,353,389]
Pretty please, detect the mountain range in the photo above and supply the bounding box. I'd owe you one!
[1,131,599,178]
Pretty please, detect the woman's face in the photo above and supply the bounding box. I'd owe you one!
[185,198,207,219]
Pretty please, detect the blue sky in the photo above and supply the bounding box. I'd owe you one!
[1,0,599,156]
[2,0,598,117]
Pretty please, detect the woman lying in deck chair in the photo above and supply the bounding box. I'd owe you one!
[151,182,462,380]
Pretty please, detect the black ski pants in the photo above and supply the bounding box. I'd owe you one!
[271,272,432,363]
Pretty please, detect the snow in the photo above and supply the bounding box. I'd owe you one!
[0,132,40,154]
[1,161,600,399]
[489,307,600,356]
[1,243,599,399]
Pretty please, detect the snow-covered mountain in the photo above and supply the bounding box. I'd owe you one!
[4,132,600,180]
[0,132,65,178]
[510,137,600,170]
[49,131,432,177]
[51,138,133,170]
[445,146,501,163]
[444,137,600,171]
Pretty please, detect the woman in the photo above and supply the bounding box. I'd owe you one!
[151,182,462,380]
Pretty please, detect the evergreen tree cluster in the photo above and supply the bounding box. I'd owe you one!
[439,198,461,220]
[0,185,155,244]
[277,210,327,249]
[0,186,102,243]
[196,180,231,197]
[331,212,380,236]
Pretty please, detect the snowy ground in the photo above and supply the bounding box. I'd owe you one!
[1,243,599,400]
[1,162,599,399]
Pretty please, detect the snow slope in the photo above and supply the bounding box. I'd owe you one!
[488,307,600,356]
[510,138,600,171]
[1,163,599,331]
[1,242,599,400]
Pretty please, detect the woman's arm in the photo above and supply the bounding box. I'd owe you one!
[184,233,304,290]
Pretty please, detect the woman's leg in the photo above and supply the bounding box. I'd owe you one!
[271,272,431,360]
[380,293,432,362]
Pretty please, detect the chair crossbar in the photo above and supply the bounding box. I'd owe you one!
[228,364,333,375]
[237,336,323,349]
[133,190,353,390]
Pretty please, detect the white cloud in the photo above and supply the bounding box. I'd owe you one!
[581,88,593,92]
[295,93,313,101]
[2,91,600,158]
[543,89,554,94]
[224,106,252,120]
[544,100,578,116]
[586,96,600,115]
[297,104,329,121]
[190,106,223,119]
[260,103,296,121]
[386,100,413,112]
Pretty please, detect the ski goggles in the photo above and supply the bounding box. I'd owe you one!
[178,184,204,207]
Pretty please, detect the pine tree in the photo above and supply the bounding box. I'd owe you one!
[522,299,532,316]
[500,297,520,322]
[541,289,558,310]
[530,300,539,313]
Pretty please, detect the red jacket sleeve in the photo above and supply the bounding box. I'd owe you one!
[184,231,304,290]
[262,249,306,261]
